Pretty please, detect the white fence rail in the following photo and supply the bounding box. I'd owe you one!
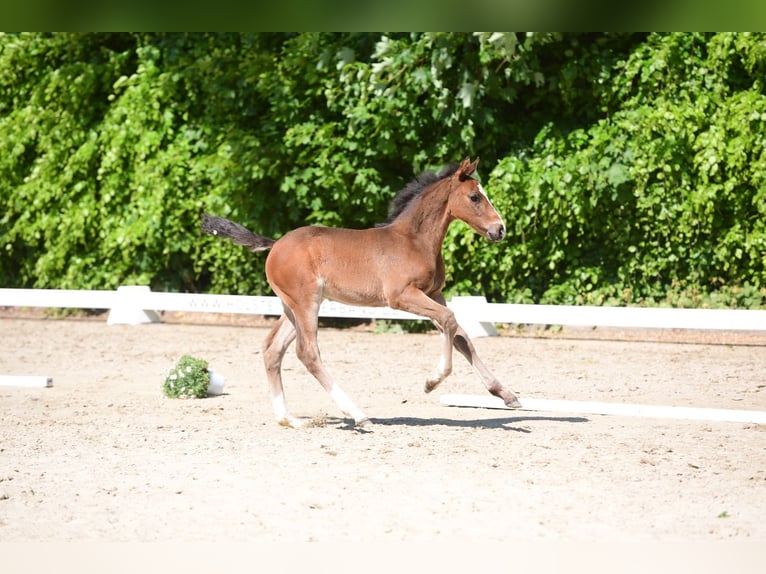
[1,286,765,336]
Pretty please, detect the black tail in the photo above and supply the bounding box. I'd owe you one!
[200,214,275,252]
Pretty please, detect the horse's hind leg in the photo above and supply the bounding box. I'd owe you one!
[288,299,371,428]
[387,287,458,393]
[263,313,301,427]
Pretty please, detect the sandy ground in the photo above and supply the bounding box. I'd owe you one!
[1,313,765,544]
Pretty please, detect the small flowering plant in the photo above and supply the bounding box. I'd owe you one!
[163,355,211,399]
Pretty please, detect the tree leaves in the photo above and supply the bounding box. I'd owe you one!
[0,32,763,308]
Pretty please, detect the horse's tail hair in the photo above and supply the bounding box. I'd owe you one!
[201,214,275,252]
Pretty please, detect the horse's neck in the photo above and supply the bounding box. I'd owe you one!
[391,183,453,254]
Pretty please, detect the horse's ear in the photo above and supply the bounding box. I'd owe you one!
[458,156,479,178]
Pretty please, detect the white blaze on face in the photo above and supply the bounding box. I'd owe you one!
[478,182,501,215]
[477,182,505,237]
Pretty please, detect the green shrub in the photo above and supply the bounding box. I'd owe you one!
[163,354,210,399]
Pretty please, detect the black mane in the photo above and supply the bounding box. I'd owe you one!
[378,162,460,225]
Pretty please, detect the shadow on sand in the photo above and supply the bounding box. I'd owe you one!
[322,414,590,433]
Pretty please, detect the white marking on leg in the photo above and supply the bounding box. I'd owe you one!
[272,394,302,428]
[330,384,368,424]
[425,332,452,392]
[436,332,449,377]
[271,394,288,420]
[437,330,454,379]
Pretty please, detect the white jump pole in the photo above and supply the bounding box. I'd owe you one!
[0,375,53,388]
[440,393,766,425]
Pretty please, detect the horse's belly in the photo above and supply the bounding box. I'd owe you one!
[320,275,386,308]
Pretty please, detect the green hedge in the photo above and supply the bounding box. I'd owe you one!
[1,33,764,308]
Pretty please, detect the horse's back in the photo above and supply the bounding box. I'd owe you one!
[272,225,379,253]
[265,224,405,307]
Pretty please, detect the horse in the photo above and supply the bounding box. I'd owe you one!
[201,156,521,428]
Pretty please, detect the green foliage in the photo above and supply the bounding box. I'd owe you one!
[446,32,766,308]
[163,354,210,399]
[0,32,764,309]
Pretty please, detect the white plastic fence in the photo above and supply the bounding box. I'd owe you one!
[1,286,764,337]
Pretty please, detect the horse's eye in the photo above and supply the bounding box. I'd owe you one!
[469,193,481,203]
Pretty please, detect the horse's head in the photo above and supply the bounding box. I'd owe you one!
[448,157,506,242]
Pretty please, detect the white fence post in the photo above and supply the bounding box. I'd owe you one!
[106,286,161,325]
[448,296,498,338]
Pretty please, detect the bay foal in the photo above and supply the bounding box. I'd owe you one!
[202,157,521,427]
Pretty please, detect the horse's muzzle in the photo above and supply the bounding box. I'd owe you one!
[487,223,506,242]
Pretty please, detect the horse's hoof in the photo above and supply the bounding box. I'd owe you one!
[505,397,522,409]
[277,416,304,429]
[424,379,441,394]
[355,417,373,429]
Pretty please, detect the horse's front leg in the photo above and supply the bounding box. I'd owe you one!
[423,329,455,393]
[387,287,457,393]
[430,294,522,409]
[452,325,521,408]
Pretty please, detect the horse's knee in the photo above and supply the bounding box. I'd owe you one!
[436,309,457,336]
